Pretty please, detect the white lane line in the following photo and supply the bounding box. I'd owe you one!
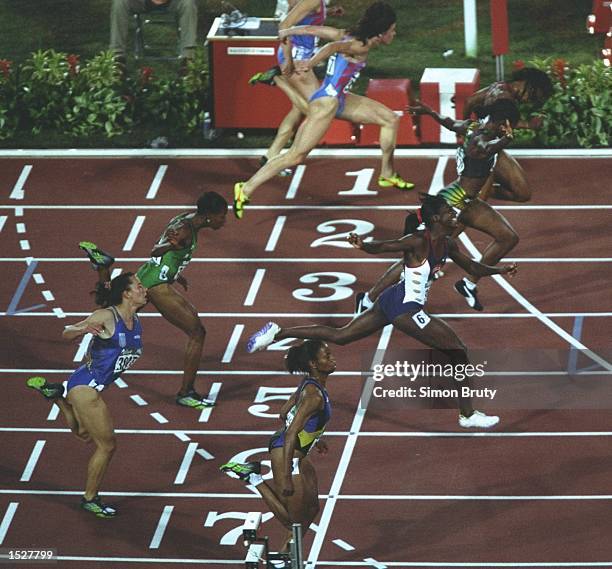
[122,215,146,251]
[16,222,26,234]
[14,207,23,217]
[9,165,32,200]
[364,558,387,569]
[46,381,67,421]
[285,165,306,199]
[41,290,55,301]
[174,443,198,484]
[174,432,191,442]
[306,325,393,567]
[243,269,265,306]
[114,378,128,388]
[73,333,93,362]
[0,502,18,544]
[52,307,66,318]
[146,165,168,199]
[458,233,612,373]
[149,505,174,549]
[222,325,244,363]
[265,216,286,251]
[0,216,6,232]
[33,273,44,284]
[196,448,215,460]
[150,412,169,424]
[130,395,148,406]
[333,539,355,551]
[19,240,30,250]
[19,440,46,482]
[428,156,449,193]
[198,382,222,423]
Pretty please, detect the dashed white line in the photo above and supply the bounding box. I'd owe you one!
[196,448,215,460]
[198,382,222,423]
[33,273,45,284]
[265,216,286,251]
[19,440,46,482]
[364,558,387,569]
[150,412,169,424]
[122,215,146,251]
[146,165,168,200]
[333,539,355,551]
[149,505,174,549]
[174,432,191,442]
[41,290,55,301]
[0,502,18,544]
[0,216,6,232]
[19,240,30,250]
[174,443,198,484]
[114,378,128,388]
[14,207,23,217]
[243,269,266,306]
[130,395,148,407]
[222,325,244,363]
[9,165,32,200]
[286,165,306,199]
[16,222,26,234]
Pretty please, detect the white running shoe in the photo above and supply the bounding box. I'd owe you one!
[247,322,280,353]
[459,410,499,429]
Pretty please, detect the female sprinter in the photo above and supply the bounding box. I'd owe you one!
[247,194,518,428]
[221,340,334,556]
[233,1,413,220]
[26,272,147,518]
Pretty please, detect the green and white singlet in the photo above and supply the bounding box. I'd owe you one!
[137,213,197,289]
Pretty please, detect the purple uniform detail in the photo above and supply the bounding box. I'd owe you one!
[309,46,366,116]
[67,307,143,393]
[277,0,327,65]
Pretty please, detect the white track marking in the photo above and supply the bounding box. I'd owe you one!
[0,502,18,544]
[174,432,191,442]
[364,558,387,569]
[174,443,198,484]
[0,216,6,232]
[150,412,169,424]
[19,440,46,482]
[32,273,44,284]
[333,539,355,551]
[52,307,66,318]
[41,290,54,301]
[16,222,26,234]
[149,505,174,549]
[306,325,393,567]
[196,448,215,460]
[73,333,93,362]
[114,378,128,388]
[110,267,123,279]
[265,216,286,251]
[19,240,30,250]
[9,165,32,199]
[222,325,243,363]
[198,382,222,423]
[146,165,168,199]
[428,156,449,193]
[243,269,265,306]
[122,215,146,251]
[285,164,306,199]
[130,395,148,406]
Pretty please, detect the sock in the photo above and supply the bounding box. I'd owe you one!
[463,277,477,290]
[363,292,374,308]
[248,473,264,487]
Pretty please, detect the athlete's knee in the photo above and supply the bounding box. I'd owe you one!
[188,320,206,341]
[287,148,308,165]
[500,227,519,249]
[97,436,117,455]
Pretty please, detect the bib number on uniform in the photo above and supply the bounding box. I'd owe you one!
[412,310,431,329]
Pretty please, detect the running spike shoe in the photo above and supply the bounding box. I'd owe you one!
[80,495,117,518]
[176,390,216,410]
[233,182,250,220]
[248,66,281,86]
[377,173,415,190]
[220,461,261,481]
[247,322,280,353]
[79,241,115,268]
[26,376,64,400]
[454,279,483,311]
[459,410,499,429]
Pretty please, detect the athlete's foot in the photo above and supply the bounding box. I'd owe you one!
[176,390,215,410]
[459,410,499,429]
[80,495,117,518]
[259,155,293,177]
[354,291,373,316]
[220,461,261,483]
[26,376,64,400]
[233,182,250,220]
[378,172,415,190]
[247,322,281,353]
[79,241,115,268]
[248,66,281,86]
[454,278,483,311]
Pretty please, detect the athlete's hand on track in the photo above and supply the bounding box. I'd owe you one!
[501,263,518,278]
[314,440,329,454]
[175,274,188,291]
[347,232,364,249]
[282,475,295,497]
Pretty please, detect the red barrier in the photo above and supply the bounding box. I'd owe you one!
[587,0,612,34]
[490,0,509,56]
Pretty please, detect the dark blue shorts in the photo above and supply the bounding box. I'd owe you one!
[378,282,424,324]
[66,365,110,393]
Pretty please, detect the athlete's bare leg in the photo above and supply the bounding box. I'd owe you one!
[489,150,531,202]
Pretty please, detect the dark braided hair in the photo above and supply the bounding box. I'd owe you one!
[404,193,449,235]
[482,98,520,127]
[285,340,326,374]
[197,191,228,215]
[93,272,134,308]
[511,67,553,106]
[348,1,396,44]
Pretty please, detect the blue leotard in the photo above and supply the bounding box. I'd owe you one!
[277,0,326,65]
[67,306,143,392]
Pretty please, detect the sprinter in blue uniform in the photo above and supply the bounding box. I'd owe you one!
[221,340,334,555]
[27,270,147,518]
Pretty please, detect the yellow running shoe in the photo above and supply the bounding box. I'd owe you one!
[378,172,415,190]
[233,182,250,220]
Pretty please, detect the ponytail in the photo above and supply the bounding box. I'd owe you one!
[93,272,134,307]
[403,193,449,234]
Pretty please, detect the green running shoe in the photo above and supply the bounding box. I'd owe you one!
[220,461,261,481]
[248,66,280,86]
[80,496,117,518]
[176,390,215,410]
[26,376,64,400]
[79,241,115,268]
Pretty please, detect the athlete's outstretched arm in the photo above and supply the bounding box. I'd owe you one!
[279,24,345,42]
[62,309,113,341]
[279,0,321,30]
[447,238,518,278]
[150,223,190,257]
[407,100,470,135]
[471,124,514,158]
[348,232,416,255]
